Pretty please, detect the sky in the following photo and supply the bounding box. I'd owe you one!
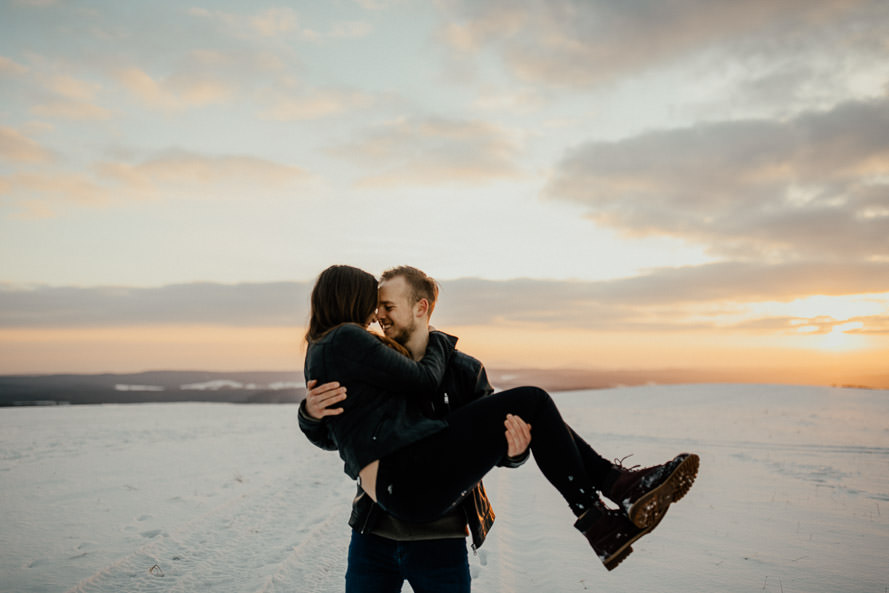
[1,0,888,385]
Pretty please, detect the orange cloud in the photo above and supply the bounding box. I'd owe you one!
[1,172,109,208]
[0,127,53,163]
[30,100,113,120]
[116,67,233,111]
[260,88,375,120]
[96,151,308,195]
[1,150,309,214]
[0,56,29,75]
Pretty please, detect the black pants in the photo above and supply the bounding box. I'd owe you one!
[375,386,613,523]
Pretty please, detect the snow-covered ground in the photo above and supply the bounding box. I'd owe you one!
[1,384,887,593]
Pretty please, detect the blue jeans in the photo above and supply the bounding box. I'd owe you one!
[345,530,471,593]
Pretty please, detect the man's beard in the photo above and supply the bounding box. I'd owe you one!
[388,317,417,346]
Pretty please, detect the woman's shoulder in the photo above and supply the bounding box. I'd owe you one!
[316,323,374,344]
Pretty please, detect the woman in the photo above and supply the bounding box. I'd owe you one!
[304,265,699,570]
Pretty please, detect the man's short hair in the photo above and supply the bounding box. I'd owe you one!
[380,265,439,316]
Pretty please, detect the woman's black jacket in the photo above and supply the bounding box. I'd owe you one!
[302,323,457,480]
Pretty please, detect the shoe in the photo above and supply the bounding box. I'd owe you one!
[574,505,662,571]
[606,453,699,529]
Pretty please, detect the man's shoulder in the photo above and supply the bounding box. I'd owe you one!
[446,349,486,384]
[451,349,483,370]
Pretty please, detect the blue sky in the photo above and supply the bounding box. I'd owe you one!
[1,0,888,378]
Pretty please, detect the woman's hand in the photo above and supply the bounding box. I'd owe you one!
[305,379,347,419]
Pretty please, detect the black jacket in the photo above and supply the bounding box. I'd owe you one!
[302,323,457,479]
[299,326,529,549]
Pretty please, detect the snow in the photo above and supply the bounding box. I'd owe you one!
[1,384,887,593]
[180,380,245,391]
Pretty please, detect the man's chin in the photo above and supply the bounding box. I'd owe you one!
[385,329,410,346]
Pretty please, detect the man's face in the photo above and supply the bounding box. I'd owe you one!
[377,276,420,346]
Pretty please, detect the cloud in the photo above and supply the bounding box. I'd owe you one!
[437,0,889,88]
[333,116,524,187]
[260,88,376,120]
[189,6,300,38]
[435,262,889,328]
[0,56,29,75]
[3,261,887,331]
[472,86,543,114]
[96,151,308,191]
[0,282,312,328]
[17,70,113,120]
[188,6,369,42]
[353,0,402,10]
[30,100,113,120]
[1,150,308,214]
[116,67,234,111]
[327,21,373,39]
[110,46,298,113]
[0,127,53,163]
[0,172,110,208]
[249,7,300,37]
[44,74,100,101]
[545,95,889,260]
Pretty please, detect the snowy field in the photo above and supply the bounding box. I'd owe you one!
[2,384,888,593]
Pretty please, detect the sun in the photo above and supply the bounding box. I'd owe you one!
[815,322,866,352]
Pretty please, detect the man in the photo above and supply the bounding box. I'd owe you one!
[299,265,532,593]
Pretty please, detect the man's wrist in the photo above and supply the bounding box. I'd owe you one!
[298,400,322,423]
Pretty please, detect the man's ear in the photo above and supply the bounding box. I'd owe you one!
[415,298,429,319]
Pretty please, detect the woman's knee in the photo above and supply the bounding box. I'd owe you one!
[499,385,551,415]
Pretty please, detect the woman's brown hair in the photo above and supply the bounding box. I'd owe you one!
[306,265,377,342]
[305,265,410,356]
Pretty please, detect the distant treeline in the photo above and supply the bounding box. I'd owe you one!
[0,371,305,407]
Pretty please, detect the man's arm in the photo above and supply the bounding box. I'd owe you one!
[297,380,345,451]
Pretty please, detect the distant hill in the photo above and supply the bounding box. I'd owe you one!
[0,371,305,406]
[2,367,884,406]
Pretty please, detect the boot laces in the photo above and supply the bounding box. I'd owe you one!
[613,454,641,471]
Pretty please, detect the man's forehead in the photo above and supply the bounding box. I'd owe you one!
[378,276,411,301]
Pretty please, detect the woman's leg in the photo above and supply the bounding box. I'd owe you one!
[375,385,698,571]
[375,386,604,523]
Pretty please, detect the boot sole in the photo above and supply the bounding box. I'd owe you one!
[627,453,699,529]
[601,511,665,571]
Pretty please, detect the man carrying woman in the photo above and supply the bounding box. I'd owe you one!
[301,264,699,578]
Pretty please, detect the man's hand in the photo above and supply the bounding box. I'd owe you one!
[304,379,347,420]
[504,414,531,458]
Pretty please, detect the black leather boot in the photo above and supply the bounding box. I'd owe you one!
[605,453,699,528]
[574,497,660,571]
